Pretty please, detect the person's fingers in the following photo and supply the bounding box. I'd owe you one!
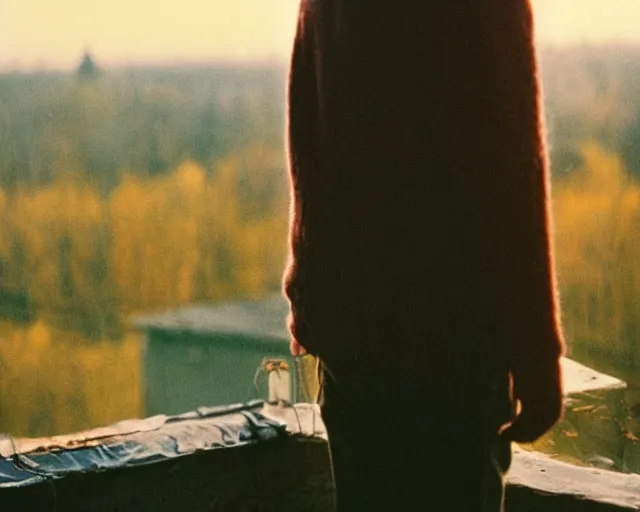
[501,398,563,443]
[503,358,564,443]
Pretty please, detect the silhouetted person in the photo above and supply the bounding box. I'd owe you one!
[283,2,565,510]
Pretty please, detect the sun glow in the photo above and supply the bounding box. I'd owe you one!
[1,1,639,71]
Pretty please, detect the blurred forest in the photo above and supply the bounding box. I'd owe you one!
[0,63,290,337]
[0,46,639,437]
[540,46,640,373]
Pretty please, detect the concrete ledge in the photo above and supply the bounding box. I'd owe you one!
[508,447,640,511]
[0,436,333,511]
[1,403,639,511]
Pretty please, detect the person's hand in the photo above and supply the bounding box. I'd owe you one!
[501,359,564,443]
[290,338,307,357]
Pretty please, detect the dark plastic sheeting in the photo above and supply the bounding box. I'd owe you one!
[0,400,286,489]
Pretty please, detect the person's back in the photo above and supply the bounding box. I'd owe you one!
[284,1,565,510]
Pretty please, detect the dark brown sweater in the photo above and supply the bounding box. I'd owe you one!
[283,0,564,381]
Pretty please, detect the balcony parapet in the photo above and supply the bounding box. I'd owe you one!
[1,396,639,511]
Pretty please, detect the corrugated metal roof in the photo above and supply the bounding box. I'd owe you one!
[131,294,289,341]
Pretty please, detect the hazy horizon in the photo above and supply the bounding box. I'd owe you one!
[2,0,640,72]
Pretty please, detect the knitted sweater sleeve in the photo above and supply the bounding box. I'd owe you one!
[282,3,320,355]
[487,1,566,374]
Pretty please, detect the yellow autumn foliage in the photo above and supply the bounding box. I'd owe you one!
[553,143,640,354]
[107,152,287,310]
[0,320,142,437]
[0,145,291,437]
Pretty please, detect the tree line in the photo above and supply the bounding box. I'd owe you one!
[0,48,639,367]
[0,65,286,192]
[0,147,289,336]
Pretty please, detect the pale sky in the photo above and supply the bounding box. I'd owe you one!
[1,0,639,71]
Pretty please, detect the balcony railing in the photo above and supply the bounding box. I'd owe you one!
[1,360,639,511]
